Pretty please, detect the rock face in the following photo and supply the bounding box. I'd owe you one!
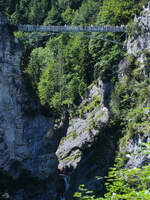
[56,79,116,198]
[57,79,109,170]
[127,2,150,74]
[0,13,58,200]
[56,4,150,198]
[127,3,150,57]
[2,3,150,199]
[0,12,115,200]
[119,3,150,169]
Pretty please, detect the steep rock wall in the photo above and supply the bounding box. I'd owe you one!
[119,3,150,169]
[0,13,58,200]
[56,79,117,198]
[56,3,150,198]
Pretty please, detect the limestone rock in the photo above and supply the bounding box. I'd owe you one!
[126,2,150,78]
[119,3,150,169]
[0,13,57,200]
[56,79,109,170]
[56,78,113,198]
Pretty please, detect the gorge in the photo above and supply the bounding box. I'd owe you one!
[0,0,150,199]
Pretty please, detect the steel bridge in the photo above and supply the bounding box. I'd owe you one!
[0,18,126,45]
[0,18,125,33]
[16,24,125,33]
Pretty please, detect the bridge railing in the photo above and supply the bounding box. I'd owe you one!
[17,25,125,33]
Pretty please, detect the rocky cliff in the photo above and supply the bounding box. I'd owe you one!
[119,3,150,169]
[56,3,150,198]
[56,79,118,198]
[0,13,58,200]
[1,3,150,199]
[0,14,118,198]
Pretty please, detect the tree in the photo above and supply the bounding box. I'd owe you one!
[25,47,52,91]
[98,0,149,25]
[44,5,62,25]
[72,0,101,25]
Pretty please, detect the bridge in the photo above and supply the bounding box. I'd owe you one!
[17,24,125,33]
[0,17,125,33]
[0,15,126,45]
[16,24,125,33]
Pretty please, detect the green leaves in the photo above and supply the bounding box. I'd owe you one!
[74,145,150,200]
[44,5,61,25]
[99,0,149,26]
[103,163,150,200]
[74,185,96,200]
[24,47,52,91]
[61,6,75,24]
[72,0,101,25]
[9,0,51,24]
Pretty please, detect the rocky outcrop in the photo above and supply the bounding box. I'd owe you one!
[57,79,109,170]
[119,3,150,169]
[56,79,116,198]
[0,13,58,200]
[127,2,150,77]
[2,3,150,198]
[127,3,150,56]
[0,12,115,200]
[55,4,150,198]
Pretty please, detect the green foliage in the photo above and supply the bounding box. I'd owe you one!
[90,41,124,81]
[126,107,150,136]
[10,0,51,24]
[59,134,72,146]
[74,185,96,200]
[61,6,75,24]
[99,0,149,25]
[110,75,150,126]
[88,0,149,83]
[72,0,101,25]
[84,96,102,113]
[25,47,52,91]
[76,96,102,119]
[71,131,78,139]
[103,165,150,199]
[110,63,150,152]
[28,0,50,24]
[0,0,19,16]
[3,0,150,199]
[44,5,62,25]
[58,0,83,10]
[126,20,139,38]
[103,143,150,200]
[88,110,104,133]
[63,153,81,162]
[24,33,93,115]
[37,59,63,113]
[5,0,148,117]
[59,131,78,145]
[74,143,150,200]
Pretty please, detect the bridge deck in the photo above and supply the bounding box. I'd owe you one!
[16,24,125,33]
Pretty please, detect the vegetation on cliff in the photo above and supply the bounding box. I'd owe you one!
[74,143,150,200]
[3,0,148,115]
[2,0,150,199]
